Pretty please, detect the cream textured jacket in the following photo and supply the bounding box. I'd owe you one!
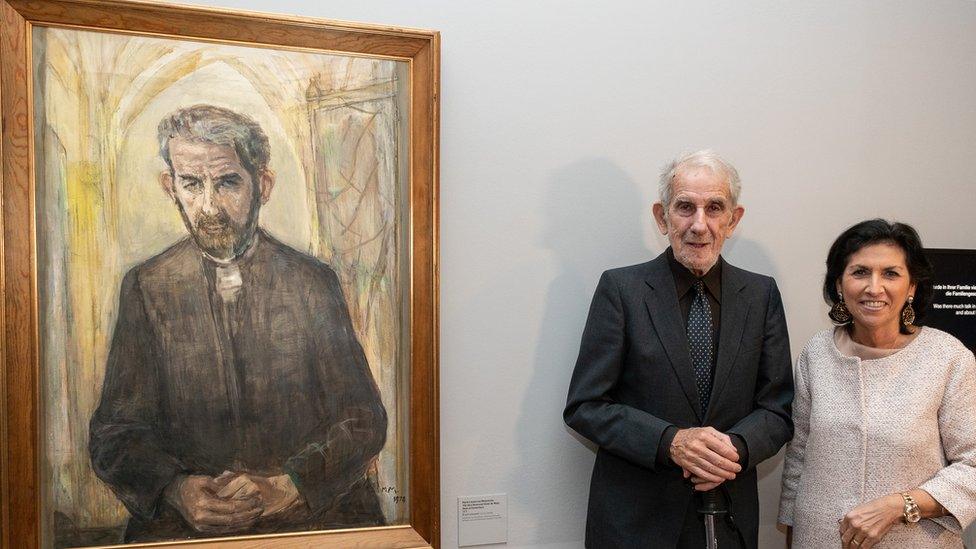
[778,327,976,548]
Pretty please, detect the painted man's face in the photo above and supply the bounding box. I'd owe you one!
[161,138,273,260]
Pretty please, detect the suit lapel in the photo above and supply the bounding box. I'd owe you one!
[643,255,703,422]
[705,259,750,424]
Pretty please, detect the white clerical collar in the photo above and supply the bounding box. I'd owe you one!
[204,232,260,303]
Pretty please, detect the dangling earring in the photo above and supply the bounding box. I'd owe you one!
[829,296,853,325]
[901,296,916,327]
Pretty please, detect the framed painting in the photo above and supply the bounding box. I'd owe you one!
[0,1,440,548]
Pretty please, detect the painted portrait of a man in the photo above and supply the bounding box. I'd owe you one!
[88,105,388,541]
[32,26,411,547]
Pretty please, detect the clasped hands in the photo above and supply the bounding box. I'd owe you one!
[669,427,741,492]
[165,471,302,533]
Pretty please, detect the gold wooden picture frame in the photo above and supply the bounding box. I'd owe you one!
[0,1,439,547]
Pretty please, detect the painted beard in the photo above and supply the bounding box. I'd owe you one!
[193,210,240,258]
[181,205,259,260]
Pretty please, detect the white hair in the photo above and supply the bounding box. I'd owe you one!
[658,149,741,207]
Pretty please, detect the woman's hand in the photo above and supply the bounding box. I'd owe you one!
[839,494,903,549]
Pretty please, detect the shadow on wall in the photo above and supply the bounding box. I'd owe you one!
[722,237,779,282]
[508,158,653,543]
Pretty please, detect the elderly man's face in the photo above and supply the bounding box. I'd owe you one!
[653,167,745,276]
[161,138,274,260]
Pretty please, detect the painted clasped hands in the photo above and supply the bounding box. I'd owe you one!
[669,427,741,492]
[165,471,302,533]
[214,471,301,517]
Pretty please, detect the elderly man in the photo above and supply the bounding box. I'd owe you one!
[89,104,387,541]
[565,150,794,548]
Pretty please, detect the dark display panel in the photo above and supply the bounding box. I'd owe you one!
[924,248,976,352]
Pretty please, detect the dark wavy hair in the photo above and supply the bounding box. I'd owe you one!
[823,219,934,334]
[157,104,270,179]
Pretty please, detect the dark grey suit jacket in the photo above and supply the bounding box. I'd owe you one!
[564,251,793,548]
[90,231,387,541]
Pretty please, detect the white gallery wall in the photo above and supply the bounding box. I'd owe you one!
[182,1,976,547]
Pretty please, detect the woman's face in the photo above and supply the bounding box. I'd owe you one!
[838,242,917,334]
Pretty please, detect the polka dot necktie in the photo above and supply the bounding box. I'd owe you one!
[688,280,713,413]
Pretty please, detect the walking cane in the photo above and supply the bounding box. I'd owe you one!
[697,488,728,549]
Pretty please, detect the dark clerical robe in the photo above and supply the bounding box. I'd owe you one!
[90,230,387,541]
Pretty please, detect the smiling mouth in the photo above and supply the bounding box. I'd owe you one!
[859,300,888,310]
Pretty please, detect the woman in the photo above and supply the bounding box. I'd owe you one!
[778,219,976,548]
